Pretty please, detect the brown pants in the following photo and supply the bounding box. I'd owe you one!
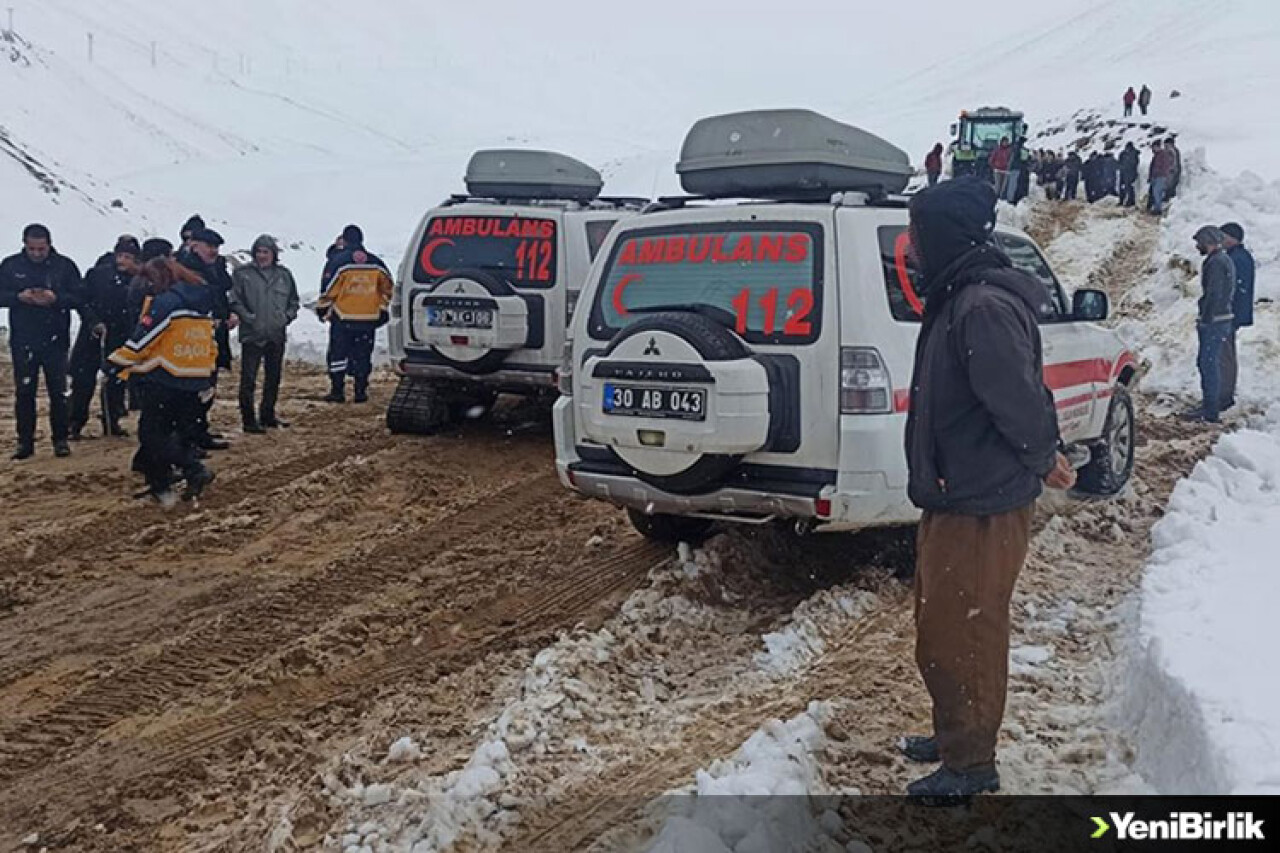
[1220,327,1238,406]
[914,504,1034,771]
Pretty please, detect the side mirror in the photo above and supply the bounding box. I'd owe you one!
[1072,288,1109,321]
[949,123,958,137]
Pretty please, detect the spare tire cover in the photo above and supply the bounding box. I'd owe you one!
[587,311,771,495]
[415,268,529,375]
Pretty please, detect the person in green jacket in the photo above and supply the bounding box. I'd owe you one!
[229,235,300,433]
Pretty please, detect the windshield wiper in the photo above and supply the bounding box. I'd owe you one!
[628,303,736,325]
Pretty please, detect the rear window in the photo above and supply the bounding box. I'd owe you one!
[589,222,824,345]
[414,215,558,288]
[585,219,618,260]
[878,225,925,323]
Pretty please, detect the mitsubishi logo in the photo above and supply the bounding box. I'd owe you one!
[643,338,661,357]
[453,283,466,293]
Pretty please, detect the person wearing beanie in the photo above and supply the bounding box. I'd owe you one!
[68,235,144,438]
[899,178,1073,798]
[316,224,392,404]
[1218,222,1255,412]
[180,227,237,450]
[230,235,300,432]
[180,215,206,250]
[1185,225,1237,423]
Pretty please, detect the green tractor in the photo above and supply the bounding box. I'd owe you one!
[948,107,1028,179]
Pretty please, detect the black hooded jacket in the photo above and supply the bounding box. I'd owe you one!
[905,179,1060,516]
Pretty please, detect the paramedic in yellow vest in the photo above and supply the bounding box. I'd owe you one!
[109,256,217,506]
[316,224,393,404]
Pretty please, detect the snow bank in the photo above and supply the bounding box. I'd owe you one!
[646,704,842,853]
[1127,407,1280,793]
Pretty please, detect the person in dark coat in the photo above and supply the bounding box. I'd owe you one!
[1218,222,1255,411]
[68,235,142,438]
[230,234,300,432]
[1083,153,1102,202]
[1148,141,1175,215]
[1100,151,1119,199]
[1062,152,1082,200]
[1138,84,1152,116]
[898,178,1074,798]
[1167,138,1183,199]
[180,228,236,450]
[109,257,217,505]
[925,143,944,187]
[1118,142,1140,207]
[0,223,84,459]
[317,224,393,404]
[1123,86,1136,117]
[1185,226,1236,423]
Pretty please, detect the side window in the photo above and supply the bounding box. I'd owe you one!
[585,219,619,261]
[995,234,1067,320]
[877,225,924,323]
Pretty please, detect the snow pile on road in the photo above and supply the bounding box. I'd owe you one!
[1115,153,1280,406]
[1128,406,1280,794]
[646,703,842,853]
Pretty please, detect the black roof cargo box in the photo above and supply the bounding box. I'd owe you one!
[465,149,604,202]
[677,109,913,200]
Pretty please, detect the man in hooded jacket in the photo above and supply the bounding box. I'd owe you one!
[68,235,141,438]
[898,178,1075,798]
[230,235,300,432]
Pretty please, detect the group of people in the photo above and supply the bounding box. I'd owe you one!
[0,218,393,506]
[1190,222,1257,424]
[1031,138,1180,212]
[1122,84,1154,117]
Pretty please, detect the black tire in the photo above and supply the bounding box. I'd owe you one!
[605,311,759,495]
[386,376,451,435]
[1076,384,1136,495]
[427,268,517,376]
[626,509,714,544]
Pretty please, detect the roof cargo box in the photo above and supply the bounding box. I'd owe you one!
[677,109,913,200]
[465,149,603,202]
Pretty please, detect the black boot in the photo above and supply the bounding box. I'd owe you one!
[897,735,940,763]
[323,376,345,403]
[184,467,216,501]
[53,440,72,458]
[907,765,1000,802]
[13,442,35,461]
[353,378,369,404]
[242,411,266,434]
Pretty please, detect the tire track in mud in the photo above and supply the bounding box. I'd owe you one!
[0,470,564,781]
[0,538,670,844]
[0,426,396,578]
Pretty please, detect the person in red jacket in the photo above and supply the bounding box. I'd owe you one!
[988,137,1013,198]
[925,143,944,187]
[1123,86,1136,117]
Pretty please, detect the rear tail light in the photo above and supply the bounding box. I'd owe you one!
[556,341,574,396]
[815,497,833,518]
[840,347,892,415]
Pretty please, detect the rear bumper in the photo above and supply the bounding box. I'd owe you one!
[396,352,557,389]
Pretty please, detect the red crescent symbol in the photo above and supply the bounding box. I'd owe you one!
[420,237,454,277]
[613,273,642,317]
[894,231,924,317]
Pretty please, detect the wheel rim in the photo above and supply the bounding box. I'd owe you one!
[1109,400,1134,476]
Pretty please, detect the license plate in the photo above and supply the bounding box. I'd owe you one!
[603,383,706,421]
[427,306,494,329]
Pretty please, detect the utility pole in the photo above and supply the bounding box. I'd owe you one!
[150,40,157,68]
[86,32,93,63]
[6,7,14,36]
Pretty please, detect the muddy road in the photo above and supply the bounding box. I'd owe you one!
[0,201,1242,852]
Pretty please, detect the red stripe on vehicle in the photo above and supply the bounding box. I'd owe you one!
[894,389,911,413]
[1111,351,1138,382]
[1044,358,1113,390]
[1055,392,1096,410]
